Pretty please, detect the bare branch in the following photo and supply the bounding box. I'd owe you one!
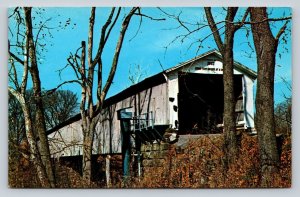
[129,8,143,42]
[158,8,192,32]
[87,7,95,68]
[225,7,238,22]
[8,26,29,95]
[63,46,85,81]
[44,80,82,96]
[158,7,179,21]
[20,29,30,95]
[243,15,291,25]
[96,59,103,102]
[104,8,121,45]
[8,7,20,18]
[193,24,226,54]
[235,8,250,29]
[92,7,116,68]
[8,58,20,90]
[204,7,224,53]
[9,51,25,65]
[280,76,292,92]
[34,17,53,53]
[157,59,165,72]
[133,11,166,21]
[8,86,22,101]
[275,20,289,41]
[80,40,87,130]
[67,56,81,80]
[96,7,139,114]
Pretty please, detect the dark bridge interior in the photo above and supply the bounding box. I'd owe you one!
[178,73,243,134]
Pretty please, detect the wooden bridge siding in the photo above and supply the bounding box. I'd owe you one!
[167,73,179,129]
[48,120,83,158]
[136,82,168,125]
[47,54,255,157]
[242,75,255,129]
[93,82,169,154]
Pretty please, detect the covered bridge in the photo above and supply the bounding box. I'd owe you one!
[47,49,257,158]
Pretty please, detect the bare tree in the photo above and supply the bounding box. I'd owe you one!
[204,7,249,165]
[8,7,71,187]
[43,90,78,129]
[158,7,249,165]
[8,19,51,187]
[249,7,291,187]
[24,7,56,187]
[66,7,139,184]
[275,98,291,135]
[9,89,78,145]
[128,64,148,85]
[9,92,25,147]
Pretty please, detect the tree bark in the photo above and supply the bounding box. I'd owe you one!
[223,43,238,164]
[105,155,112,188]
[82,120,96,183]
[9,88,51,187]
[205,7,239,165]
[24,7,56,187]
[82,134,93,182]
[250,7,280,187]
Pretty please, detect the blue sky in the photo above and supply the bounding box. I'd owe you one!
[8,7,292,106]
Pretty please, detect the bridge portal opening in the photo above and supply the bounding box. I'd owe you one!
[178,73,243,134]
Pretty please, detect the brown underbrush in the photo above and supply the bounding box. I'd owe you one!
[8,158,98,188]
[130,133,291,188]
[8,133,291,188]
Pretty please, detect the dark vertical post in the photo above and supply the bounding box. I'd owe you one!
[121,119,131,178]
[117,107,133,182]
[136,137,142,178]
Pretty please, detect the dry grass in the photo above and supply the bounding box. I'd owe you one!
[130,133,291,188]
[8,133,291,188]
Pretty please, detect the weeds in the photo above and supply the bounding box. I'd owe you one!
[8,133,291,188]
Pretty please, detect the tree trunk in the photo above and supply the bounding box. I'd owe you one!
[204,7,239,165]
[82,120,96,183]
[24,7,56,187]
[82,133,93,183]
[223,44,238,164]
[22,101,51,187]
[250,7,280,187]
[105,155,111,188]
[82,136,92,183]
[78,7,138,184]
[9,89,51,187]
